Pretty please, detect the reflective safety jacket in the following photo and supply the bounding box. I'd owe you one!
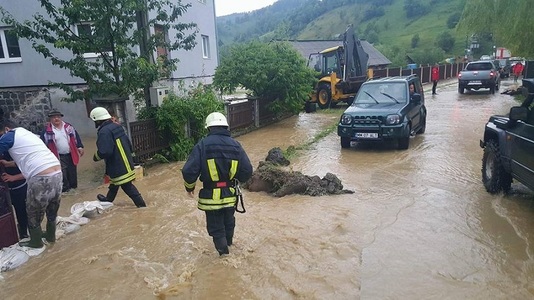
[93,120,136,185]
[182,128,253,211]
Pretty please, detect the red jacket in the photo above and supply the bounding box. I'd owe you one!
[431,66,440,81]
[40,122,83,165]
[513,63,524,75]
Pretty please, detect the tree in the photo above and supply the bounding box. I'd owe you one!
[411,33,420,48]
[0,0,197,104]
[458,0,534,58]
[435,31,455,52]
[213,41,316,115]
[403,0,430,19]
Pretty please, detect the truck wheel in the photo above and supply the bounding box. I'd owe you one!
[304,101,316,113]
[416,116,426,134]
[482,139,512,194]
[458,85,464,94]
[341,137,351,149]
[317,84,332,109]
[397,125,410,150]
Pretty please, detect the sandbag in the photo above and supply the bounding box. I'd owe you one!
[0,246,30,272]
[70,201,113,219]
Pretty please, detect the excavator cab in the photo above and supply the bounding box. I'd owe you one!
[308,46,343,79]
[307,25,369,109]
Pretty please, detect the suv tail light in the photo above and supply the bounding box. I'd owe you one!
[458,73,462,79]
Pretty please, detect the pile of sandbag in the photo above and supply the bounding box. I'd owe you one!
[0,201,113,274]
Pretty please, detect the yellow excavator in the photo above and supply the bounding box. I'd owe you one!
[307,25,370,109]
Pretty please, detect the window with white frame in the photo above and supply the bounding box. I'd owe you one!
[0,28,22,63]
[201,35,210,59]
[73,23,112,58]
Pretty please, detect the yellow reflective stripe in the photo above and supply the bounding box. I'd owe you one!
[197,196,237,211]
[110,170,135,185]
[229,160,238,180]
[212,188,221,200]
[184,181,196,189]
[207,159,219,181]
[94,152,101,161]
[116,138,132,173]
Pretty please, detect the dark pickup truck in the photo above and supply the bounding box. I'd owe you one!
[458,61,501,94]
[480,78,534,193]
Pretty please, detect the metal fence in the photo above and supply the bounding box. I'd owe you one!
[373,62,467,83]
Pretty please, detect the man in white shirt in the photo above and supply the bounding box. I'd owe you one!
[0,119,62,248]
[40,110,84,193]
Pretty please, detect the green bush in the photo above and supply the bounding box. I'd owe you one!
[151,85,224,161]
[213,41,316,116]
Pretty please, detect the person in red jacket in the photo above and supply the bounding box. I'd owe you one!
[431,63,440,95]
[40,110,84,193]
[513,62,524,83]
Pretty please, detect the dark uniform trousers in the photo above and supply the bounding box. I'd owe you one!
[205,207,236,255]
[59,153,77,191]
[105,181,146,208]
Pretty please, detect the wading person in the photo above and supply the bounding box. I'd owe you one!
[0,120,62,248]
[431,63,440,95]
[90,107,146,208]
[40,110,84,193]
[182,112,253,256]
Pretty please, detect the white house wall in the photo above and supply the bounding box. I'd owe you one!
[0,0,218,89]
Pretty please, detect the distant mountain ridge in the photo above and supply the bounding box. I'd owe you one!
[217,0,478,66]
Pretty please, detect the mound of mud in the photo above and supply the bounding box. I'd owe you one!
[242,148,354,197]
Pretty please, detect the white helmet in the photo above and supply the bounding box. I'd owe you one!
[90,107,112,121]
[205,112,228,128]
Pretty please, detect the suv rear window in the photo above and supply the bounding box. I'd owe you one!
[466,63,494,71]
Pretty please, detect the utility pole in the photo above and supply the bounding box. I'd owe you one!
[136,0,154,107]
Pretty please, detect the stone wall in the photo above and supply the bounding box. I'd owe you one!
[0,88,51,134]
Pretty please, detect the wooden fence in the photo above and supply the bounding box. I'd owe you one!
[129,119,169,163]
[130,97,275,162]
[130,63,467,162]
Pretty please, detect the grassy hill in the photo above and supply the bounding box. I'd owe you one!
[216,0,495,67]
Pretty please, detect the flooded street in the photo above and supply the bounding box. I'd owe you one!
[2,78,534,299]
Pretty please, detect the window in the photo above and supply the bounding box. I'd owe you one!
[0,29,22,63]
[201,35,210,59]
[198,0,206,3]
[73,23,112,58]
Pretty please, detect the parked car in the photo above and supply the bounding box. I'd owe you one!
[337,75,426,150]
[480,78,534,193]
[458,60,500,94]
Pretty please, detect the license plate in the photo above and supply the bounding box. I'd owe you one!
[355,132,378,139]
[468,81,481,85]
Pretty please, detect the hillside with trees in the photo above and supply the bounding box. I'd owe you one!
[216,0,512,67]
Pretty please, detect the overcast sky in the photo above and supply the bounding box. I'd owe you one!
[214,0,277,17]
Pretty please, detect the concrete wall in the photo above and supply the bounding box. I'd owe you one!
[0,86,136,138]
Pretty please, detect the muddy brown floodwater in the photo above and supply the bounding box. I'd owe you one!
[2,78,534,299]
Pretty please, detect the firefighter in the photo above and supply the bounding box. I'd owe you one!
[89,107,146,208]
[182,112,253,256]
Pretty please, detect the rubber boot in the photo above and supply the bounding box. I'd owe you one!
[214,237,229,256]
[97,194,111,202]
[44,221,56,243]
[19,227,44,248]
[18,224,29,240]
